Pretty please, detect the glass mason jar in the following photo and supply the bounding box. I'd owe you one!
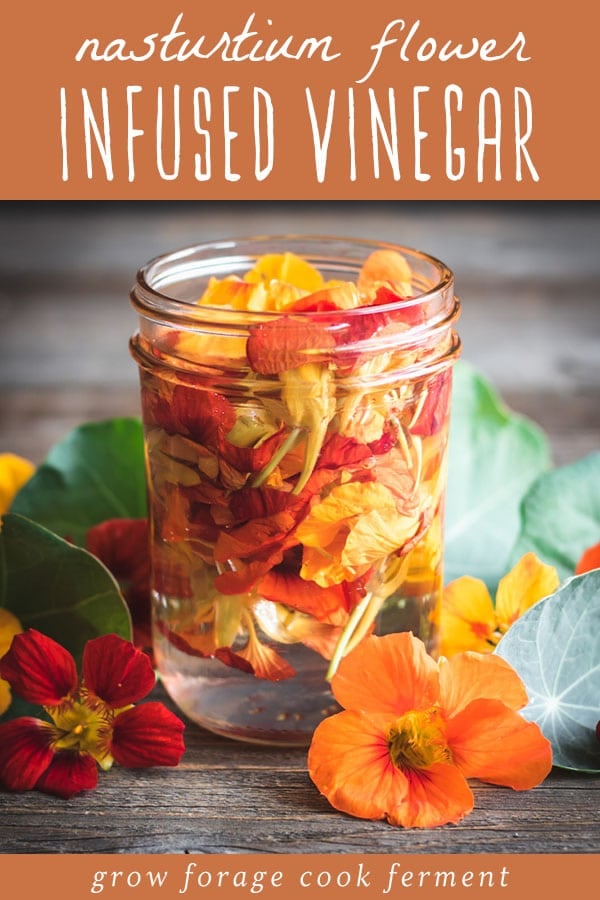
[130,236,461,746]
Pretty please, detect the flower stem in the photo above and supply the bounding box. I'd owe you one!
[326,556,411,680]
[343,593,387,658]
[326,592,373,681]
[251,426,302,488]
[292,418,327,495]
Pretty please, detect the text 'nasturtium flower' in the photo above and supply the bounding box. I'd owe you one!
[0,630,185,798]
[0,453,35,515]
[308,632,552,828]
[439,552,559,657]
[0,609,23,715]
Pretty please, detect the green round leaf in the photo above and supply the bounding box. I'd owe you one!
[0,513,132,665]
[11,418,147,546]
[445,361,551,589]
[496,570,600,773]
[509,452,600,579]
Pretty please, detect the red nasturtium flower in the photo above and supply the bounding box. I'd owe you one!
[575,541,600,575]
[308,632,552,828]
[0,630,185,798]
[85,518,152,651]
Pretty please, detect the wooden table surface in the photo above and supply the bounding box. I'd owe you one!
[0,202,599,854]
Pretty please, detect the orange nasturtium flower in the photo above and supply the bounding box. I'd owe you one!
[439,553,560,657]
[0,453,35,515]
[308,632,552,828]
[0,609,23,715]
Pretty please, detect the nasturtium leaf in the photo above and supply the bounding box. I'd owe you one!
[509,453,600,580]
[445,362,551,590]
[0,694,51,725]
[496,569,600,773]
[11,418,146,546]
[0,514,132,666]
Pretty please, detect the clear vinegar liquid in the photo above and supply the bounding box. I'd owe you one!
[154,608,339,745]
[153,579,440,746]
[142,366,449,744]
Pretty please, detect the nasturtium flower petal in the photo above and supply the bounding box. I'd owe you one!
[342,507,421,568]
[35,749,99,799]
[372,285,424,326]
[331,632,439,716]
[85,518,151,651]
[0,717,55,791]
[235,631,296,681]
[0,453,35,515]
[293,283,362,312]
[439,577,496,656]
[409,370,452,437]
[357,249,413,298]
[297,481,392,547]
[262,281,308,311]
[438,652,528,717]
[308,709,410,820]
[393,762,474,828]
[298,481,421,587]
[258,570,350,625]
[0,629,78,706]
[110,703,186,768]
[247,319,335,375]
[575,541,600,575]
[445,698,552,789]
[244,252,325,293]
[301,533,362,587]
[82,633,156,707]
[146,383,237,449]
[0,608,23,715]
[495,552,559,626]
[0,608,23,658]
[317,434,372,470]
[252,597,344,659]
[199,275,268,310]
[0,679,11,716]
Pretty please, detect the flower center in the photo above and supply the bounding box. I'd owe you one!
[387,707,451,771]
[50,699,113,763]
[470,619,508,648]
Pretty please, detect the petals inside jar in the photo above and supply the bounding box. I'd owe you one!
[131,243,460,744]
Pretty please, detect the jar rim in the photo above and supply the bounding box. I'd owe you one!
[131,234,454,326]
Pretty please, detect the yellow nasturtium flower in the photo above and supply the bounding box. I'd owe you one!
[0,453,35,516]
[439,552,560,657]
[0,608,23,714]
[244,252,325,294]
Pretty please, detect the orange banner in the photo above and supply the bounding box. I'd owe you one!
[1,853,598,900]
[1,0,598,198]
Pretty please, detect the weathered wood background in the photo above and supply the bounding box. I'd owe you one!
[0,202,598,854]
[2,202,599,466]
